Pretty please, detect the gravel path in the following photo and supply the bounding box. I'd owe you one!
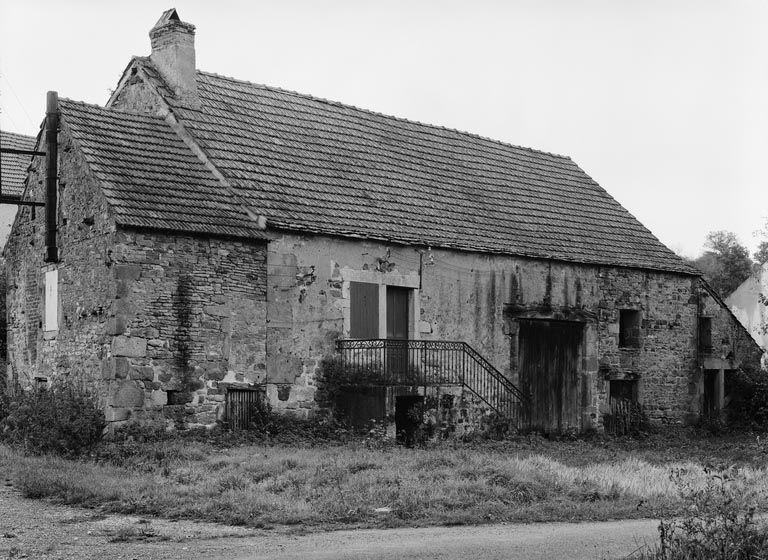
[0,477,659,560]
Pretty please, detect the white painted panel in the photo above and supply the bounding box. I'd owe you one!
[44,269,58,331]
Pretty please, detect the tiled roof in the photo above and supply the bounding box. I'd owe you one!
[146,64,694,274]
[59,99,268,238]
[0,130,36,197]
[79,56,695,274]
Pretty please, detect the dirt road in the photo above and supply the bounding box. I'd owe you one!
[0,481,658,559]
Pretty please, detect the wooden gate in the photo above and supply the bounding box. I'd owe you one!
[519,320,583,432]
[225,388,263,430]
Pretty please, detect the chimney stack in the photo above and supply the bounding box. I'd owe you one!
[149,8,200,109]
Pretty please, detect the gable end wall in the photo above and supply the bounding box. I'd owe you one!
[4,123,269,428]
[5,124,117,395]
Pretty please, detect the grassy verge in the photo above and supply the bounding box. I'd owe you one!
[3,430,768,531]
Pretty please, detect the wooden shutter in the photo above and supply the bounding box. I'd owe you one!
[699,317,713,354]
[386,287,409,339]
[350,282,379,338]
[44,269,58,331]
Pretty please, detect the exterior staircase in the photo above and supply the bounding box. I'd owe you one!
[336,339,529,427]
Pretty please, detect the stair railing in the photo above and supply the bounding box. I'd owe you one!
[335,339,529,427]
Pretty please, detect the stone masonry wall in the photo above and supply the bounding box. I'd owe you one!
[266,232,761,428]
[5,124,117,397]
[105,229,267,426]
[5,122,269,428]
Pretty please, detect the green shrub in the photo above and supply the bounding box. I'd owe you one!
[636,471,768,559]
[725,366,768,430]
[695,413,728,437]
[314,355,387,412]
[243,398,350,443]
[1,383,106,456]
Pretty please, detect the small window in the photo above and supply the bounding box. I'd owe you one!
[698,317,713,354]
[619,309,642,348]
[610,379,637,403]
[165,390,189,405]
[44,269,58,331]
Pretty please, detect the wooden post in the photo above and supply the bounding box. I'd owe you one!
[716,368,725,414]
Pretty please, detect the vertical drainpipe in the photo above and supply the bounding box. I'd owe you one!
[44,91,59,263]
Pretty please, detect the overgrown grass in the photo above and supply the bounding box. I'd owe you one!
[4,430,768,530]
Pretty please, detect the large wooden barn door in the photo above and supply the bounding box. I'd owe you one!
[519,320,582,432]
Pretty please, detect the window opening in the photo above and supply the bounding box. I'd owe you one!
[619,310,641,348]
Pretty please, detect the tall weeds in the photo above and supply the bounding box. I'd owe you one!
[636,469,768,559]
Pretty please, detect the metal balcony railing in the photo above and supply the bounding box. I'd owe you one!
[335,339,529,426]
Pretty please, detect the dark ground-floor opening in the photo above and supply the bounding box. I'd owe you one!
[395,395,424,446]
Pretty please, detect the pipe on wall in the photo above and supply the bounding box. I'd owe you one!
[44,90,59,263]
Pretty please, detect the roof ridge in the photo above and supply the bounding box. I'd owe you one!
[58,95,269,240]
[126,63,268,231]
[196,69,572,162]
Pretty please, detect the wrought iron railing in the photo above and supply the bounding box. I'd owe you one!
[335,339,529,426]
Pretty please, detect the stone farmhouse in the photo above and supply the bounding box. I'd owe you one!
[4,10,761,434]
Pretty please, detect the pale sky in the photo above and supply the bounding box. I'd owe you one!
[1,0,766,259]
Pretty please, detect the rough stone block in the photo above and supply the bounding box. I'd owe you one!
[201,361,227,381]
[115,357,129,379]
[111,381,144,408]
[130,365,155,381]
[150,389,168,407]
[115,280,131,299]
[101,358,115,380]
[106,316,127,335]
[102,357,129,379]
[112,336,147,357]
[114,264,142,281]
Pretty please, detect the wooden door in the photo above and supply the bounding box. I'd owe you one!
[519,320,582,432]
[386,287,409,378]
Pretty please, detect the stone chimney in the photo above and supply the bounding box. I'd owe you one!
[149,9,200,108]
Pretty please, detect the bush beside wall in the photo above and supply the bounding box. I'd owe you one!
[0,383,105,456]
